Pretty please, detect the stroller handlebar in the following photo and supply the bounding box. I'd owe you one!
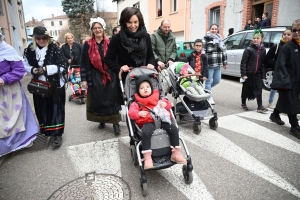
[118,66,153,80]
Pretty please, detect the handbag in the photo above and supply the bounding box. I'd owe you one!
[27,78,52,97]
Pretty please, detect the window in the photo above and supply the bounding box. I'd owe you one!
[59,21,62,26]
[157,0,162,17]
[8,0,12,5]
[269,32,282,47]
[262,32,270,48]
[0,1,4,16]
[225,33,245,50]
[210,7,220,27]
[51,21,54,26]
[19,10,24,28]
[26,28,31,36]
[50,30,57,36]
[133,2,140,9]
[172,0,178,12]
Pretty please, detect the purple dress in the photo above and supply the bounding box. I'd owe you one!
[0,59,38,157]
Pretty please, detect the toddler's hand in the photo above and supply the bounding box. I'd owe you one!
[139,111,148,118]
[160,101,167,108]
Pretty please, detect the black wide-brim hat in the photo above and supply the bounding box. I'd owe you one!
[29,26,53,38]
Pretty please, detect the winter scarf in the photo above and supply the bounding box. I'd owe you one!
[192,52,202,74]
[205,32,227,51]
[120,26,147,65]
[295,38,300,46]
[87,37,111,86]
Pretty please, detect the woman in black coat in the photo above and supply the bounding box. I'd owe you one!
[104,7,155,83]
[271,19,300,139]
[61,33,82,68]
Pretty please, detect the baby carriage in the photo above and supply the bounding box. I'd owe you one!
[68,66,87,104]
[119,67,193,196]
[159,62,218,134]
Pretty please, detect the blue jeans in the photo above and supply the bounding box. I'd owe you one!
[205,67,221,91]
[269,89,277,103]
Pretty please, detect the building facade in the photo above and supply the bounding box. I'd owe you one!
[0,0,27,55]
[42,14,69,42]
[25,17,44,45]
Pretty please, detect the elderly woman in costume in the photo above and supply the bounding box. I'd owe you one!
[23,26,67,147]
[61,32,82,68]
[80,17,121,134]
[0,29,38,157]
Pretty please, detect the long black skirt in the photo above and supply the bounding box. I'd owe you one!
[33,86,66,136]
[241,73,262,101]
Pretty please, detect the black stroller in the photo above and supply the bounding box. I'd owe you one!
[159,62,218,134]
[118,67,193,196]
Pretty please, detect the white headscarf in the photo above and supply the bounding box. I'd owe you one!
[89,17,106,30]
[0,40,23,62]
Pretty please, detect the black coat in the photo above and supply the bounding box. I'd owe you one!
[187,51,208,78]
[264,40,285,70]
[61,42,82,67]
[260,18,271,28]
[104,33,155,83]
[271,40,300,114]
[240,43,266,78]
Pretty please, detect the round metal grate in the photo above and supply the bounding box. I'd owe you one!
[48,173,131,200]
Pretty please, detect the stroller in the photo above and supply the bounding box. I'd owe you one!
[159,62,218,134]
[68,66,87,104]
[119,67,193,196]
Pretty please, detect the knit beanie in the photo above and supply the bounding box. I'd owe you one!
[175,62,186,74]
[135,74,154,98]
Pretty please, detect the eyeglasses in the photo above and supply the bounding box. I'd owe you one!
[292,29,300,33]
[92,27,103,30]
[194,45,202,47]
[36,37,48,41]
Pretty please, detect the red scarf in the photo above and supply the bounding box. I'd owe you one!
[295,39,300,46]
[192,52,202,74]
[87,37,111,86]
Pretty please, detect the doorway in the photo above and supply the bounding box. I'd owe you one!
[252,3,264,20]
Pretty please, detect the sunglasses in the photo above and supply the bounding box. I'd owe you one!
[292,29,300,33]
[36,37,48,41]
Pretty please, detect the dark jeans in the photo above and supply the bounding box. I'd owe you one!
[141,122,179,150]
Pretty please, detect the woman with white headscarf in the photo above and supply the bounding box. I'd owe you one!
[0,29,38,157]
[80,17,121,134]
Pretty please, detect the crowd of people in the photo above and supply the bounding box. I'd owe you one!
[0,6,299,160]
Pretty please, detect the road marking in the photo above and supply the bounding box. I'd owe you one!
[217,113,300,154]
[179,125,300,198]
[66,139,121,177]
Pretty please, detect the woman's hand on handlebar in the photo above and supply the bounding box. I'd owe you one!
[146,64,155,69]
[157,61,165,69]
[82,81,88,89]
[121,65,130,72]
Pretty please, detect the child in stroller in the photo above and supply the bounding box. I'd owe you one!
[68,67,87,104]
[128,74,186,170]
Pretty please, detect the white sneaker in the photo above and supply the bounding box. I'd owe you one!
[268,103,275,109]
[208,96,215,105]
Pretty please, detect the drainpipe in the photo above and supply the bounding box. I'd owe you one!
[183,0,187,40]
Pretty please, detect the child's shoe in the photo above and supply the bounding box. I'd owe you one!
[268,102,275,109]
[257,106,268,113]
[170,146,187,164]
[141,150,154,170]
[241,104,248,111]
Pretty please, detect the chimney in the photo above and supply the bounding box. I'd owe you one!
[52,14,54,18]
[32,17,35,24]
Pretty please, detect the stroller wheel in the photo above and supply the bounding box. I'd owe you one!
[68,95,72,101]
[192,122,201,134]
[209,118,218,130]
[130,145,138,166]
[182,165,193,184]
[140,180,148,196]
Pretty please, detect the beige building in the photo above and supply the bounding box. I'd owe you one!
[25,17,44,45]
[0,0,27,55]
[42,14,69,42]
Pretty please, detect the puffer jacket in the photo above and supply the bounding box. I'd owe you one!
[240,43,266,78]
[150,28,177,63]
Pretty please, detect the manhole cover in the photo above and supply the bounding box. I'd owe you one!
[48,172,131,200]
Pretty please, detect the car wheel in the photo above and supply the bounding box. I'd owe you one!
[263,68,273,91]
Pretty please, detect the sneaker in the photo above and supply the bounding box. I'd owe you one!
[257,106,268,113]
[268,103,275,109]
[208,96,215,105]
[289,127,300,139]
[241,104,248,111]
[269,114,285,125]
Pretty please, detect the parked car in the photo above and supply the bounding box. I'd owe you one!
[176,41,194,62]
[222,27,287,90]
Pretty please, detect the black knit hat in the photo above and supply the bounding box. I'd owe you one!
[29,26,53,38]
[135,74,153,98]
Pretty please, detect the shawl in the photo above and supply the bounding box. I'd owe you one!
[87,37,111,86]
[205,32,227,51]
[120,26,147,65]
[192,52,202,74]
[0,41,23,62]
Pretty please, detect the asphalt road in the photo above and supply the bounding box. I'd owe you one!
[0,74,299,200]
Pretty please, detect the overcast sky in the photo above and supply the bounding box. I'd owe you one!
[23,0,117,22]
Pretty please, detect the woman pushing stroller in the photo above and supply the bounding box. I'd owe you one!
[128,74,186,170]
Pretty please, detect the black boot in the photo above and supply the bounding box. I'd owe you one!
[98,123,105,129]
[52,136,62,147]
[75,90,80,96]
[113,124,120,134]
